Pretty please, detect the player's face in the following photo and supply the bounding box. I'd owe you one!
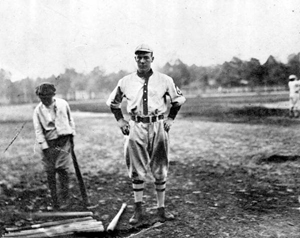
[135,52,154,74]
[39,95,54,107]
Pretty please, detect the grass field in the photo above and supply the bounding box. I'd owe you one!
[1,93,300,237]
[66,92,290,114]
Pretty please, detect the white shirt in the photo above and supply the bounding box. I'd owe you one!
[33,97,75,149]
[288,80,300,96]
[106,70,186,116]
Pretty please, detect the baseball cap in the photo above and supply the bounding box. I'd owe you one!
[289,75,297,80]
[134,44,153,54]
[35,83,56,96]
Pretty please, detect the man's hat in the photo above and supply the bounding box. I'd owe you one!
[134,44,153,54]
[35,83,56,96]
[289,75,297,80]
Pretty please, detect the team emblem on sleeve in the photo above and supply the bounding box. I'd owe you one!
[176,86,183,96]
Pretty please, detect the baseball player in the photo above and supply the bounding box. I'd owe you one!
[106,44,186,224]
[33,83,76,210]
[288,74,300,118]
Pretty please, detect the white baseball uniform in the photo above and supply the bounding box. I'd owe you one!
[288,80,300,111]
[107,70,186,180]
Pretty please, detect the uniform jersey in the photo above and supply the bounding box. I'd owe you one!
[288,80,300,112]
[288,80,300,96]
[107,70,186,181]
[106,70,186,116]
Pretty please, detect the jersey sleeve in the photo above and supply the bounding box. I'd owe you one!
[166,76,186,106]
[106,79,125,109]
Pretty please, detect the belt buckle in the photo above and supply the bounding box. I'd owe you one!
[132,115,138,122]
[151,115,159,123]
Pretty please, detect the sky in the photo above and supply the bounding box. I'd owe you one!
[1,0,300,81]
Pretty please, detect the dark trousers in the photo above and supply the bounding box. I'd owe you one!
[44,135,72,207]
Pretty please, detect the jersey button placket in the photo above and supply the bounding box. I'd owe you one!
[143,79,148,116]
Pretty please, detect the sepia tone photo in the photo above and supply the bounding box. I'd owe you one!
[1,0,300,237]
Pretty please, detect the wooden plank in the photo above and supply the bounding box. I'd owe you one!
[3,220,104,238]
[5,216,93,232]
[29,211,93,219]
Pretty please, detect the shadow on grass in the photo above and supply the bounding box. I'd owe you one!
[256,154,300,164]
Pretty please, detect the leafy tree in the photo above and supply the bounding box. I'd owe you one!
[0,69,13,103]
[216,61,240,87]
[102,70,127,93]
[241,58,264,88]
[188,65,209,92]
[86,67,102,98]
[55,69,73,99]
[263,56,288,86]
[287,53,300,77]
[160,59,190,87]
[7,78,35,104]
[3,51,300,104]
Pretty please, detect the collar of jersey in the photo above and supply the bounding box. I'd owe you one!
[137,68,153,79]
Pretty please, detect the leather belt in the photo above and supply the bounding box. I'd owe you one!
[131,115,164,123]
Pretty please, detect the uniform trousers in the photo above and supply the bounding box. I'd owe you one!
[124,119,169,181]
[290,93,300,112]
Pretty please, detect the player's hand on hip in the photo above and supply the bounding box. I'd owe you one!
[117,118,130,135]
[164,118,174,132]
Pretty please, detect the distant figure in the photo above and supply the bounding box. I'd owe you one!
[288,75,300,118]
[106,44,186,225]
[33,83,76,209]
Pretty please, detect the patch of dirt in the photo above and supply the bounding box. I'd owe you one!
[1,158,300,238]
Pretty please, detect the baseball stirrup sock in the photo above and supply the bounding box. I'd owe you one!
[132,180,144,203]
[155,180,166,208]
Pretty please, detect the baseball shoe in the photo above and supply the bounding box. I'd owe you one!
[129,202,143,225]
[156,207,175,222]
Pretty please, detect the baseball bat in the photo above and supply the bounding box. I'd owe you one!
[70,137,90,207]
[107,203,127,232]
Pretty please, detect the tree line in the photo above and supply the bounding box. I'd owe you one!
[1,53,299,104]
